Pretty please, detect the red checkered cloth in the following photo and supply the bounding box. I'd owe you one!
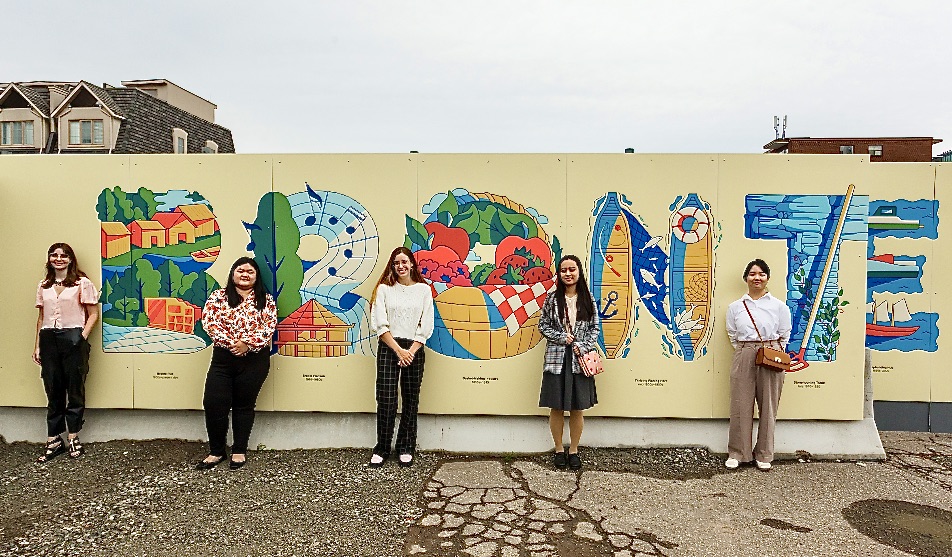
[479,279,556,336]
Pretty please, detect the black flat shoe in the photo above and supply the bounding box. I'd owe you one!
[553,450,568,470]
[229,458,246,470]
[568,452,582,471]
[397,454,414,468]
[368,453,388,468]
[195,455,226,470]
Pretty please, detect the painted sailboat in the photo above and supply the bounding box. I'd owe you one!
[868,206,922,230]
[589,193,634,358]
[667,194,714,361]
[866,298,919,337]
[867,254,920,278]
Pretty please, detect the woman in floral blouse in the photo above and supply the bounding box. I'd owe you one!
[195,257,277,470]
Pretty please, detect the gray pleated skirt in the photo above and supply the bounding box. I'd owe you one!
[539,350,598,411]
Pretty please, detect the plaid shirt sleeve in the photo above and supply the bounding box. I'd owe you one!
[540,293,569,375]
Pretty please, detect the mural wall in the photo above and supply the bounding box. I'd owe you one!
[1,154,947,418]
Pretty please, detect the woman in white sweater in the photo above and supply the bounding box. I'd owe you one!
[369,247,434,468]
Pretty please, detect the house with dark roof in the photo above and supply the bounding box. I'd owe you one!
[0,79,234,154]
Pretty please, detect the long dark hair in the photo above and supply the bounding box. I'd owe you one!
[226,257,268,310]
[555,254,595,323]
[371,247,426,305]
[41,243,87,288]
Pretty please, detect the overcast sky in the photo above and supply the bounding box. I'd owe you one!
[7,2,950,154]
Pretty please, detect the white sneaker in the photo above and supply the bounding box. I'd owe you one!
[756,460,772,471]
[724,458,739,469]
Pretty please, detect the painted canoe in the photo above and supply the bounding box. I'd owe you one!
[589,192,634,358]
[667,194,714,361]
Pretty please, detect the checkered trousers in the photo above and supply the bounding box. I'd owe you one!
[375,338,426,456]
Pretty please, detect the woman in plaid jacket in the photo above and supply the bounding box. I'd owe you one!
[538,254,600,471]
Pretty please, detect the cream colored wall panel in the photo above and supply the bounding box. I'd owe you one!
[267,154,415,412]
[1,155,131,408]
[415,154,567,415]
[861,163,938,402]
[715,155,871,420]
[567,154,719,418]
[931,163,952,402]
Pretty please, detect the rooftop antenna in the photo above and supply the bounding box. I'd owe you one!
[773,115,789,139]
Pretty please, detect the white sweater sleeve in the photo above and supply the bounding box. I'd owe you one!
[371,285,390,337]
[414,285,435,343]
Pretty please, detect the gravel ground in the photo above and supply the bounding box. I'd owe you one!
[1,434,949,556]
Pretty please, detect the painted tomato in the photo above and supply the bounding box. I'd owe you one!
[494,236,553,269]
[424,222,471,261]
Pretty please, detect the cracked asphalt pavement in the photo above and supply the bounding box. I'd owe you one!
[0,432,950,556]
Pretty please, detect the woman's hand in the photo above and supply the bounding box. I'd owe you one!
[32,347,41,365]
[230,340,251,356]
[396,347,415,367]
[565,333,575,345]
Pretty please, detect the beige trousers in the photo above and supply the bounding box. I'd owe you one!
[728,342,785,463]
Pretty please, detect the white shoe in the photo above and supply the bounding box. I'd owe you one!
[756,460,772,471]
[724,458,739,469]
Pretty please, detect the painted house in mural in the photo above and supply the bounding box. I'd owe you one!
[129,220,167,248]
[151,212,196,244]
[277,300,354,357]
[101,222,132,259]
[174,204,218,237]
[146,298,201,334]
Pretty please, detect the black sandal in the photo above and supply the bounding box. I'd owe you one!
[67,437,84,459]
[36,437,65,464]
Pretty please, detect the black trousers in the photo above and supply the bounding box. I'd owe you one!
[202,346,270,456]
[39,328,90,437]
[375,338,425,456]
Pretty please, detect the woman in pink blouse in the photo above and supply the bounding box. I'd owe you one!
[196,257,277,470]
[33,243,99,463]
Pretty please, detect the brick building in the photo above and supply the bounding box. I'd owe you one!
[763,137,942,162]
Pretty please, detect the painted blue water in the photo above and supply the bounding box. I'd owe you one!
[868,199,939,239]
[865,312,939,352]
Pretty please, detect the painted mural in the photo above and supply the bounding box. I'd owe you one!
[588,192,717,361]
[405,189,557,359]
[865,199,939,352]
[246,184,379,357]
[98,187,221,353]
[745,185,868,368]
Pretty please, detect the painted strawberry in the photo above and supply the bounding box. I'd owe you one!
[495,236,552,269]
[523,267,553,283]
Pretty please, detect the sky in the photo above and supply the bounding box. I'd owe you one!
[7,1,951,155]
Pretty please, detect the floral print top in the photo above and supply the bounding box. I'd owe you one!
[201,289,277,353]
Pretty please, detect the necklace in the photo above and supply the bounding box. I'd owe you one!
[53,279,67,286]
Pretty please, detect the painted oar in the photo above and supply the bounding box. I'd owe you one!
[788,184,855,371]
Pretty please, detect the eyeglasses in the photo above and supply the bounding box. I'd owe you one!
[49,254,71,259]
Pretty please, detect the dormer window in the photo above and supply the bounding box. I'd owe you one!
[1,121,34,145]
[69,119,104,145]
[172,127,188,153]
[202,140,218,154]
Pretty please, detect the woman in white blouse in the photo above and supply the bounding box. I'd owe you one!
[369,247,434,468]
[725,259,792,471]
[33,243,99,463]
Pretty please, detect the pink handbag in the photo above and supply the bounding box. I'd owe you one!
[576,348,604,377]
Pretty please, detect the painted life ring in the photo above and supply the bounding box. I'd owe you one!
[671,206,710,244]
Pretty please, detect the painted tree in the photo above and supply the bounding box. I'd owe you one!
[96,187,135,223]
[157,259,186,298]
[244,192,303,319]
